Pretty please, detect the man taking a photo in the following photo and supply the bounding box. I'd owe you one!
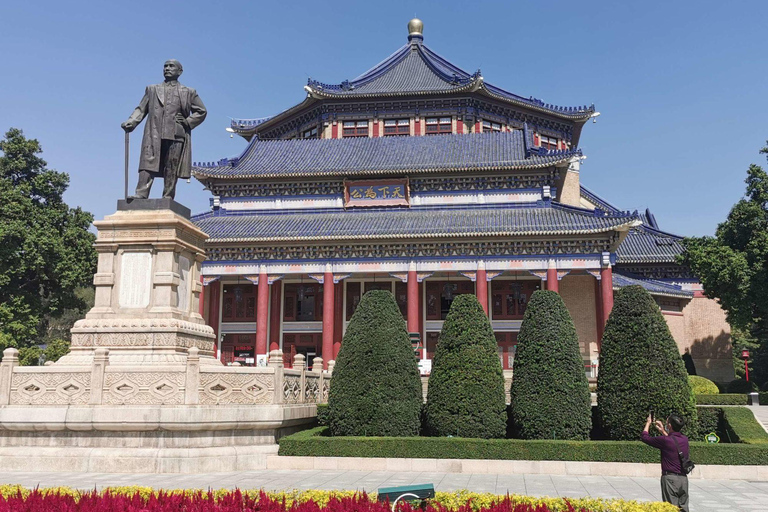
[641,413,690,511]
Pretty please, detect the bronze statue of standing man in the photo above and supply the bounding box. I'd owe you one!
[122,60,207,199]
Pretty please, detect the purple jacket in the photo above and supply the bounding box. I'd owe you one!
[641,430,689,474]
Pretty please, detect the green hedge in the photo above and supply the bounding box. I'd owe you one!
[597,286,697,440]
[510,290,591,440]
[317,403,329,426]
[760,392,768,405]
[425,294,506,439]
[278,426,768,465]
[696,394,749,405]
[721,407,768,444]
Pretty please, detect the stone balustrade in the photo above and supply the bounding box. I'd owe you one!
[0,347,332,407]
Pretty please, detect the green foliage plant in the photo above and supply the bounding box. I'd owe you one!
[726,378,757,394]
[424,294,506,439]
[597,285,698,440]
[510,290,591,440]
[695,394,748,405]
[0,128,96,357]
[689,375,719,395]
[681,143,768,385]
[327,290,422,436]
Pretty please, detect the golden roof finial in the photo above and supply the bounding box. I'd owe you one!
[408,18,423,38]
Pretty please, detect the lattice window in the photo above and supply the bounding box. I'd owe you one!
[384,119,410,136]
[222,284,257,322]
[284,283,323,321]
[343,120,369,137]
[302,127,318,139]
[482,120,503,133]
[425,117,452,134]
[491,281,538,319]
[539,135,559,150]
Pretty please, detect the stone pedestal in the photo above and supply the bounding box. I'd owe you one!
[0,203,328,473]
[60,202,217,366]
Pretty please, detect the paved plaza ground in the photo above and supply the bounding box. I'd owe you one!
[0,469,764,512]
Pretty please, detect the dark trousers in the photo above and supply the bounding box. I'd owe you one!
[661,474,689,511]
[134,139,183,199]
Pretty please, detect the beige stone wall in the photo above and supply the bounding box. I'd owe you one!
[558,169,581,207]
[683,297,733,382]
[559,274,598,360]
[663,312,686,351]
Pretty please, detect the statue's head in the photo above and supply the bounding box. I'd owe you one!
[163,59,183,81]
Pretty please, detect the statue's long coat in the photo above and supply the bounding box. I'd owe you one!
[125,83,206,179]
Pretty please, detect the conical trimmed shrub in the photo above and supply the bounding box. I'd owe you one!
[510,290,591,440]
[425,294,506,438]
[327,290,422,436]
[597,285,697,440]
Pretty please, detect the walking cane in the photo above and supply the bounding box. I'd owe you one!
[124,131,129,199]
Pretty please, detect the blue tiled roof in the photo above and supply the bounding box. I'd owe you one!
[304,41,595,120]
[613,271,693,299]
[194,131,579,180]
[193,203,639,243]
[580,186,684,265]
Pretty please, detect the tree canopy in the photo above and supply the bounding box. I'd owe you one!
[681,142,768,383]
[0,128,96,361]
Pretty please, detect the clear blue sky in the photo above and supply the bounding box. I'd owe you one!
[2,0,767,236]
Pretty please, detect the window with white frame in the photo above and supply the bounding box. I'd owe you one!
[302,127,318,139]
[482,120,503,133]
[425,117,452,134]
[343,120,369,137]
[384,118,410,136]
[539,135,559,150]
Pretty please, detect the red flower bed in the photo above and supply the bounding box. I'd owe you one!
[0,490,588,512]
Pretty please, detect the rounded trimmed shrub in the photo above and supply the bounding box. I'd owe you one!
[327,290,422,436]
[510,290,591,440]
[689,375,719,395]
[425,294,507,438]
[597,285,697,440]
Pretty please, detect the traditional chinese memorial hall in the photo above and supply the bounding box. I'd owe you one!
[191,19,732,381]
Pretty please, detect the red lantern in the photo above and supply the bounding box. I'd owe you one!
[742,349,750,359]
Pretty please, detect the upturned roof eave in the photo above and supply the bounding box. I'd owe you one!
[192,155,577,181]
[204,219,639,244]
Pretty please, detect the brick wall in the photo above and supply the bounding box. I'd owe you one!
[559,274,598,360]
[683,297,733,382]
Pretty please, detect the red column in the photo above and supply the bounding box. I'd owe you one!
[546,268,559,293]
[456,118,464,134]
[333,282,343,358]
[414,119,421,136]
[269,280,281,352]
[255,272,269,357]
[476,269,488,315]
[322,272,334,369]
[407,270,419,333]
[594,278,604,347]
[600,265,614,325]
[373,120,379,137]
[199,276,205,317]
[331,121,338,139]
[207,281,221,358]
[475,120,481,132]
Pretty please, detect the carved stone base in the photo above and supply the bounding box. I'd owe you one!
[0,404,314,473]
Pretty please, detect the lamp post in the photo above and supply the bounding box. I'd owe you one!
[742,349,751,382]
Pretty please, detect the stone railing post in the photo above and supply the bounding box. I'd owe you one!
[89,348,109,405]
[184,347,200,405]
[292,354,306,403]
[313,357,324,404]
[269,349,284,404]
[0,348,19,405]
[327,360,335,374]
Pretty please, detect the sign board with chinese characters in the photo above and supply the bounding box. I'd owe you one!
[344,178,410,207]
[705,432,720,444]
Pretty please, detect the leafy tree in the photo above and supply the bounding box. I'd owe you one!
[327,290,422,436]
[510,290,591,440]
[42,339,71,364]
[0,128,96,361]
[681,142,768,383]
[424,294,506,439]
[597,285,697,440]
